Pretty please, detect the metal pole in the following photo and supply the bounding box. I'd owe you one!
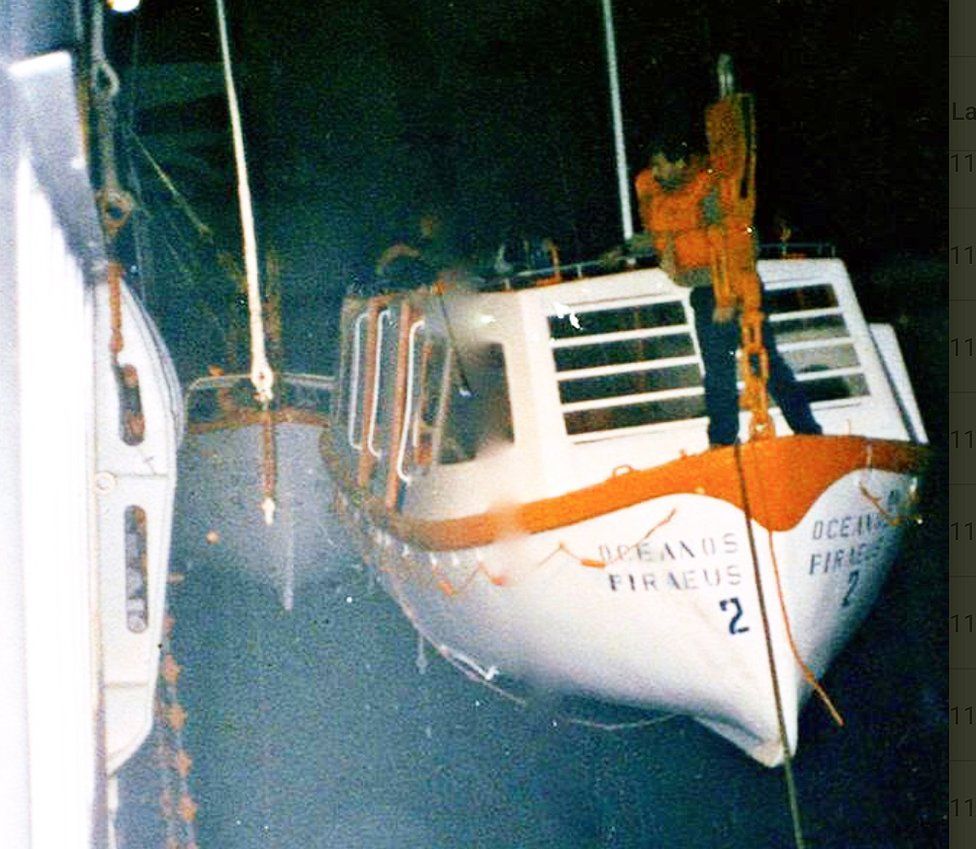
[600,0,634,243]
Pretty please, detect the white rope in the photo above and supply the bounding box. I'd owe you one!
[214,0,274,405]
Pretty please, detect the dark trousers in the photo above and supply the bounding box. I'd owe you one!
[689,286,822,445]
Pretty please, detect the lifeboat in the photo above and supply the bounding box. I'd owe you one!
[319,255,927,765]
[177,371,353,610]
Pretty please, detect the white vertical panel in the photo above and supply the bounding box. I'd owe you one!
[16,153,99,849]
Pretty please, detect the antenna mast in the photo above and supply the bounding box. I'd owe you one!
[600,0,634,243]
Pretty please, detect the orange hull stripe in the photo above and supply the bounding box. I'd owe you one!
[323,434,927,552]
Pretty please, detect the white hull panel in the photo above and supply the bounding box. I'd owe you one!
[178,422,354,609]
[337,467,915,765]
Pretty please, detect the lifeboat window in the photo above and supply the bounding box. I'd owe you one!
[368,309,395,458]
[115,364,145,445]
[549,298,703,436]
[765,282,868,402]
[553,334,695,371]
[341,311,369,449]
[438,343,514,464]
[782,342,859,375]
[798,373,869,402]
[550,280,872,440]
[420,340,449,429]
[763,284,838,313]
[769,313,849,342]
[548,301,686,339]
[124,506,149,633]
[558,363,702,404]
[564,395,706,435]
[403,330,449,473]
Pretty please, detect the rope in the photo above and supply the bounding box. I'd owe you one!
[214,0,274,407]
[858,441,922,527]
[733,443,806,849]
[764,528,844,726]
[215,0,278,526]
[377,546,675,733]
[126,130,213,240]
[858,482,919,526]
[423,508,678,598]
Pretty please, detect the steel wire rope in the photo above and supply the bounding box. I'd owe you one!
[125,128,214,241]
[744,443,846,727]
[127,137,247,360]
[733,443,806,849]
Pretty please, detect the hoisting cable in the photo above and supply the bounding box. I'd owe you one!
[733,443,806,849]
[215,0,277,524]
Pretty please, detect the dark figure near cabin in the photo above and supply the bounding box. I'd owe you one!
[375,210,456,290]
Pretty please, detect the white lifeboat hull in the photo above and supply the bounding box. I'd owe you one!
[327,435,924,765]
[178,374,354,609]
[323,259,928,765]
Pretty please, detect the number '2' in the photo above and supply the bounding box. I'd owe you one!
[842,570,860,607]
[719,597,750,635]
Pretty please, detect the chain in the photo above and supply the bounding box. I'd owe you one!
[739,291,774,440]
[156,592,201,849]
[703,87,772,441]
[706,225,774,439]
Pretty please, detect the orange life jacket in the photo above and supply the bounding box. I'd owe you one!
[636,92,758,283]
[635,166,718,274]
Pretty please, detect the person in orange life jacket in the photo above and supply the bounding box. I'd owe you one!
[635,142,821,446]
